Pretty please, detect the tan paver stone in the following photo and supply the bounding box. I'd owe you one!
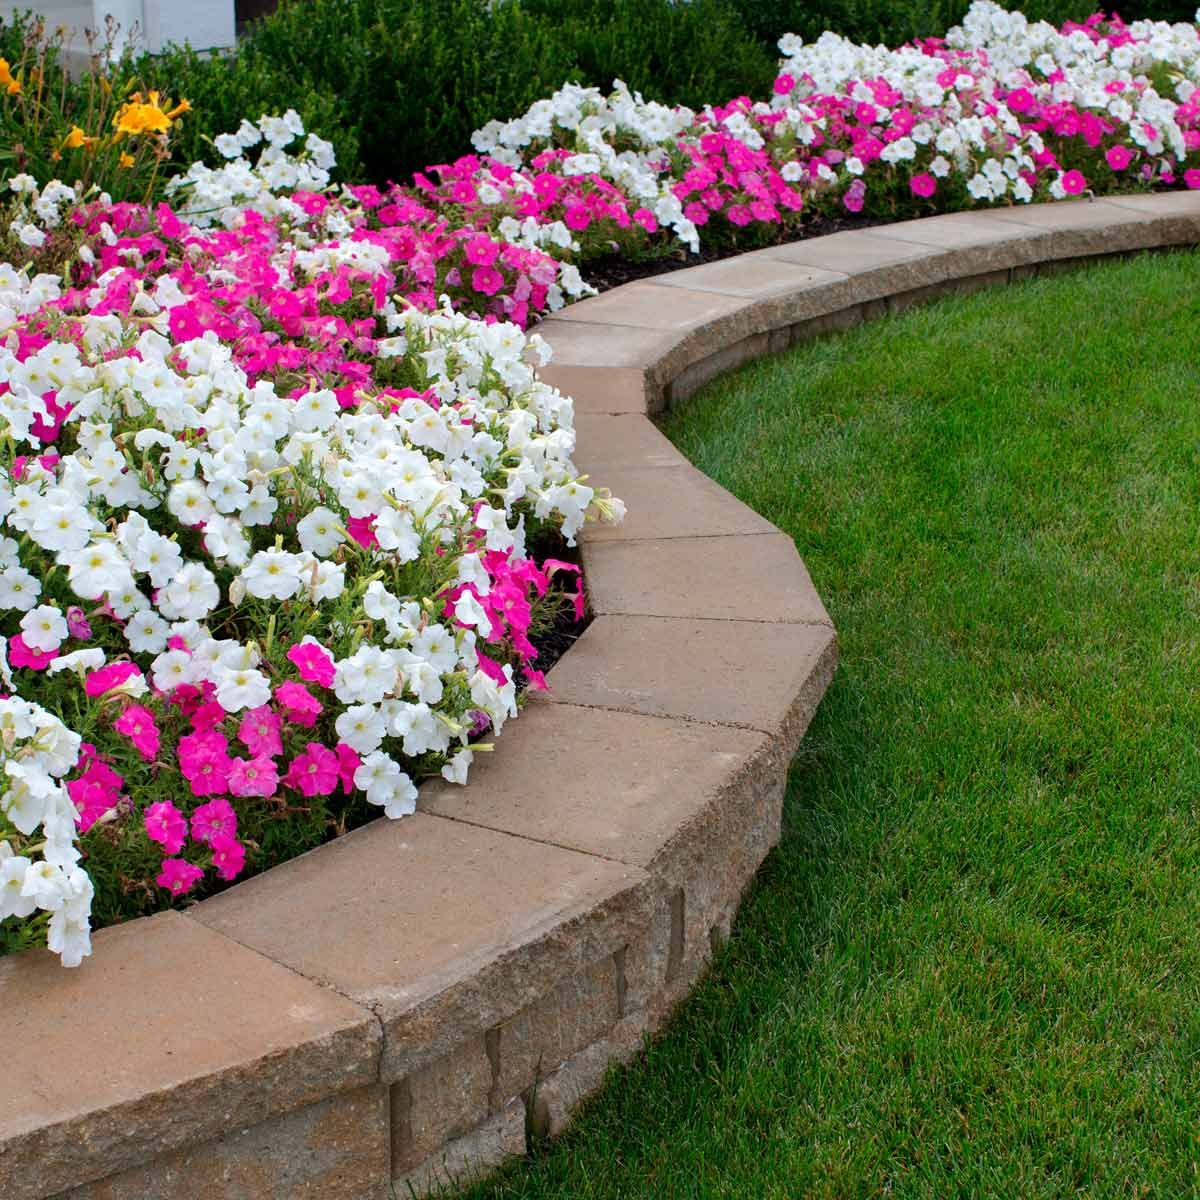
[982,196,1200,256]
[62,1084,389,1200]
[491,956,619,1102]
[550,281,752,332]
[649,255,847,298]
[392,1037,493,1173]
[578,464,776,541]
[420,703,769,868]
[1104,191,1200,222]
[533,318,679,370]
[534,363,649,415]
[865,209,1046,250]
[542,615,837,749]
[763,228,943,278]
[391,1098,525,1199]
[582,532,832,625]
[188,812,650,1083]
[571,414,683,473]
[0,912,379,1200]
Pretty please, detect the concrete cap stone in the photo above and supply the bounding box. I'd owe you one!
[647,256,848,298]
[582,532,833,625]
[188,812,650,1082]
[550,282,752,332]
[535,363,649,415]
[420,702,769,868]
[542,614,837,746]
[534,319,680,370]
[0,912,380,1200]
[579,463,777,542]
[571,414,685,473]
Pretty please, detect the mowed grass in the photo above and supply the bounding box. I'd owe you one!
[464,250,1200,1199]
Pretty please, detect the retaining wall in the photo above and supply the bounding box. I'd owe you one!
[1,193,1197,1199]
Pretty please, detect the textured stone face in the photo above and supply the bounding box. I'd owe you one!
[60,1085,390,1200]
[391,1099,527,1199]
[391,1037,494,1174]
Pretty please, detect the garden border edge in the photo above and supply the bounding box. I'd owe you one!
[2,192,1198,1200]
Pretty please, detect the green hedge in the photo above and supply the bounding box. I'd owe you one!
[141,0,774,183]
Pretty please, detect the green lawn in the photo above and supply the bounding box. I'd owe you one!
[466,250,1200,1199]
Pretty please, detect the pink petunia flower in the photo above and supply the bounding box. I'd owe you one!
[286,639,336,688]
[210,833,247,882]
[228,755,280,799]
[1185,168,1200,189]
[144,800,187,855]
[113,704,160,761]
[909,173,937,198]
[335,741,362,795]
[1105,144,1133,171]
[190,797,239,844]
[1061,169,1087,195]
[157,858,203,896]
[84,661,143,697]
[275,681,322,727]
[238,705,283,756]
[284,742,339,797]
[8,634,59,671]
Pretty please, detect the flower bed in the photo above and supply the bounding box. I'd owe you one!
[4,0,1200,968]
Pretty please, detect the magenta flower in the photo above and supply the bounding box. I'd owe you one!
[228,755,280,799]
[8,634,58,671]
[1185,168,1200,190]
[238,705,283,756]
[113,704,160,762]
[284,742,339,797]
[471,266,504,296]
[157,858,203,896]
[275,680,323,727]
[1105,144,1132,171]
[190,797,239,844]
[179,733,233,797]
[335,741,362,795]
[1061,170,1087,195]
[210,833,247,882]
[286,640,336,688]
[909,173,937,198]
[144,800,187,855]
[84,661,143,697]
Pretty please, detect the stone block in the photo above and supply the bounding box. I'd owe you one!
[188,813,650,1084]
[492,957,620,1104]
[391,1099,526,1198]
[529,1015,648,1139]
[0,912,379,1200]
[61,1085,389,1200]
[543,615,837,752]
[665,331,768,405]
[391,1037,493,1174]
[576,462,776,542]
[550,282,752,333]
[534,364,650,415]
[570,414,683,474]
[582,532,833,625]
[420,703,770,871]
